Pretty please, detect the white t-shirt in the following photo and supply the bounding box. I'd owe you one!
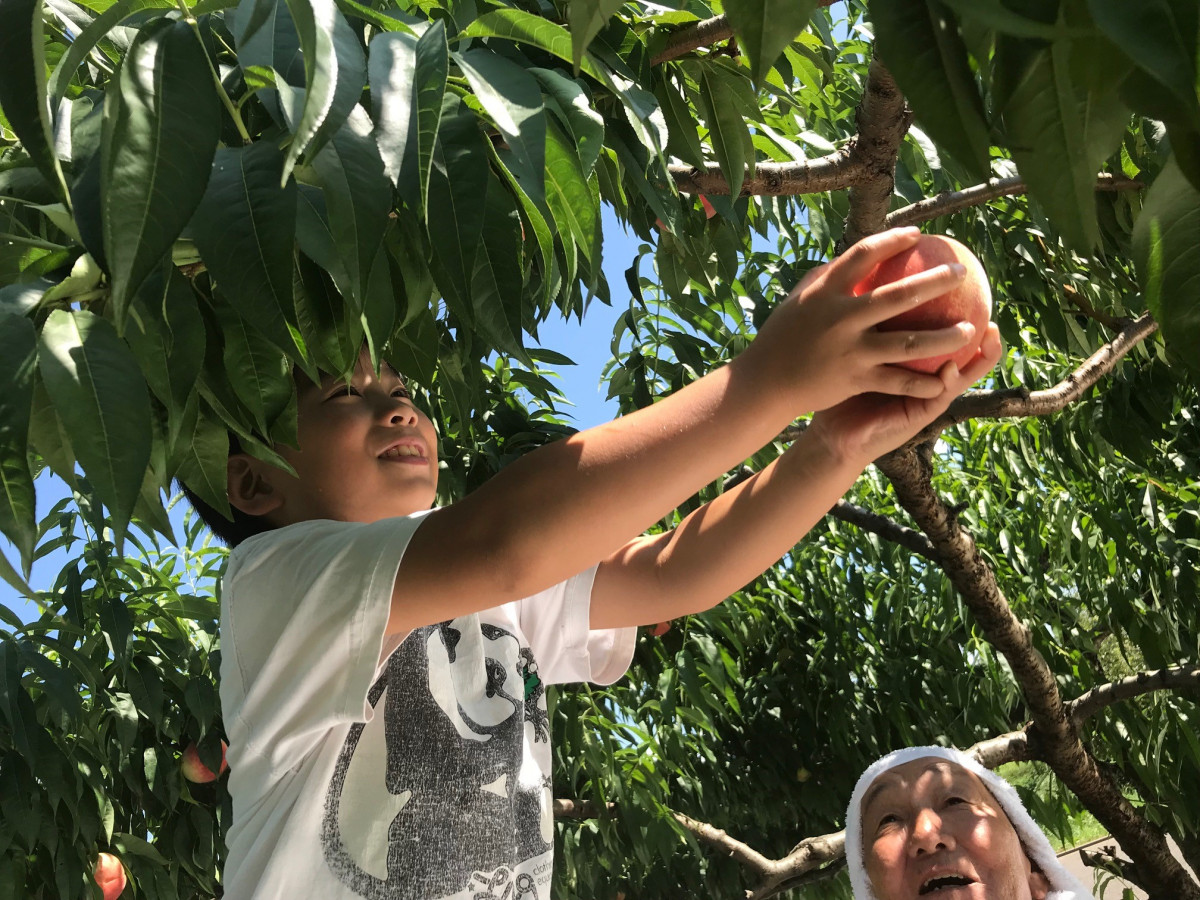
[218,515,637,899]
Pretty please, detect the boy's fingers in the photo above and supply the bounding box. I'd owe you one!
[866,322,976,364]
[948,324,1003,388]
[870,366,948,399]
[851,263,967,326]
[822,227,922,293]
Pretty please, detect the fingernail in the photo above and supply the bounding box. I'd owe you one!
[950,263,966,277]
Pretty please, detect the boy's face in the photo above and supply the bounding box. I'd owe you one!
[239,349,439,526]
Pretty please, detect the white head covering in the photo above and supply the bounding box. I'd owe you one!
[844,745,1096,900]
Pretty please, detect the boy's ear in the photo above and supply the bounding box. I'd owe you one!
[227,454,284,517]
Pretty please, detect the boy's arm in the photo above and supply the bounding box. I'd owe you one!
[390,229,977,634]
[588,325,1002,628]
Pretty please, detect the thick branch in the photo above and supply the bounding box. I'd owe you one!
[839,57,912,248]
[1067,665,1200,727]
[885,173,1144,228]
[670,150,861,197]
[910,313,1159,446]
[876,445,1200,899]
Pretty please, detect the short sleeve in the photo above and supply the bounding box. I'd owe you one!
[516,566,637,686]
[220,515,428,773]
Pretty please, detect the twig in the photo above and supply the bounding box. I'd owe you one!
[829,499,939,562]
[1067,665,1200,727]
[910,313,1159,445]
[885,173,1143,229]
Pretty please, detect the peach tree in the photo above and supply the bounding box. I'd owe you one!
[0,0,1198,897]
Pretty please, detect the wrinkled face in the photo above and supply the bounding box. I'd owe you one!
[265,348,439,525]
[861,759,1050,900]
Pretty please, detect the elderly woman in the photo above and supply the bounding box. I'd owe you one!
[844,746,1096,900]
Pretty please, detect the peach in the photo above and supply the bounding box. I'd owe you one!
[94,852,126,900]
[649,622,671,637]
[854,234,992,373]
[181,740,228,783]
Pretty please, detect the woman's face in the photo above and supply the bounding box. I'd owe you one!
[860,758,1050,900]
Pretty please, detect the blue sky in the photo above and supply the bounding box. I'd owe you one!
[0,209,642,624]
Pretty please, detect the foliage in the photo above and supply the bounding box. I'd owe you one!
[1,0,1199,897]
[0,497,227,899]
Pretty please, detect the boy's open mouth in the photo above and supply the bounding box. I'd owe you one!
[379,443,426,461]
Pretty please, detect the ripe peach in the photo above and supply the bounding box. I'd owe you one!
[181,740,228,783]
[649,622,671,637]
[94,852,126,900]
[854,234,992,374]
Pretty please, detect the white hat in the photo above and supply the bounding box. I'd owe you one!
[843,746,1096,900]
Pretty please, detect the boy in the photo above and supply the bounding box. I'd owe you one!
[195,227,1001,899]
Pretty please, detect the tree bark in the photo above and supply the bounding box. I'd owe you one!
[838,56,912,250]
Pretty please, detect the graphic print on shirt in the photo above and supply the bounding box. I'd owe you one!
[320,618,553,899]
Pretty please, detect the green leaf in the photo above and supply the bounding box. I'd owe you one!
[37,309,152,542]
[459,9,608,85]
[233,0,307,96]
[456,48,547,201]
[369,22,447,214]
[210,294,294,437]
[723,0,817,87]
[273,0,358,182]
[293,248,361,374]
[470,176,528,360]
[1133,157,1200,372]
[544,118,599,266]
[0,0,70,201]
[999,37,1130,250]
[426,93,490,324]
[567,0,623,74]
[101,18,221,323]
[369,30,419,184]
[871,0,991,181]
[530,67,604,177]
[311,106,391,309]
[189,142,298,353]
[0,315,37,572]
[1088,0,1200,132]
[126,264,205,420]
[653,73,706,170]
[692,61,753,198]
[48,0,173,107]
[0,548,34,600]
[172,403,232,517]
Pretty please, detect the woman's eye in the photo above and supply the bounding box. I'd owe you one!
[877,813,900,828]
[945,796,966,807]
[392,387,410,399]
[328,385,360,399]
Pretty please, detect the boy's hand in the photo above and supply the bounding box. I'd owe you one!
[805,322,1002,469]
[743,227,980,413]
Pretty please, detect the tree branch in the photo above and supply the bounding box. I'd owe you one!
[1067,665,1200,727]
[884,173,1144,229]
[839,56,912,249]
[650,1,837,66]
[875,444,1200,899]
[670,150,861,197]
[829,499,939,562]
[909,313,1159,446]
[672,812,778,874]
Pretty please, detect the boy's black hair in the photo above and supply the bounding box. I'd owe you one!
[177,435,273,547]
